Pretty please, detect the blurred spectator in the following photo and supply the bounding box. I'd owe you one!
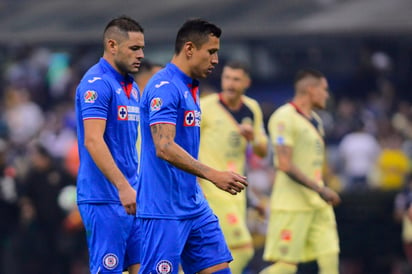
[337,118,381,191]
[17,143,84,274]
[392,102,412,140]
[328,97,359,144]
[3,86,44,148]
[38,103,77,160]
[371,132,411,191]
[0,139,19,274]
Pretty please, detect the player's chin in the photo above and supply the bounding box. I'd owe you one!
[199,71,210,79]
[131,63,141,71]
[129,67,140,74]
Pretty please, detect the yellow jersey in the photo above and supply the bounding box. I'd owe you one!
[268,103,328,211]
[198,93,267,245]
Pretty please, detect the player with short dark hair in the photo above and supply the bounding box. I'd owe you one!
[137,18,247,274]
[199,60,268,273]
[75,15,144,274]
[261,68,341,274]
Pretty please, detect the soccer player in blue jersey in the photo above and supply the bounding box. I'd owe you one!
[138,18,248,274]
[75,16,144,274]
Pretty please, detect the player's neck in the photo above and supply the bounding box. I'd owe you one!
[219,92,242,111]
[290,98,312,118]
[102,55,128,77]
[171,55,195,79]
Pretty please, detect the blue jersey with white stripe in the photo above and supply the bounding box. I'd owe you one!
[137,63,210,219]
[75,58,140,204]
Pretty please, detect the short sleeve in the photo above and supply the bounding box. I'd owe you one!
[146,80,180,125]
[268,108,294,147]
[77,76,111,120]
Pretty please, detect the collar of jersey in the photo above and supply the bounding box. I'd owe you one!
[166,63,199,88]
[99,57,134,84]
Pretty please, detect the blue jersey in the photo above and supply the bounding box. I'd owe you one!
[138,63,210,219]
[75,58,140,204]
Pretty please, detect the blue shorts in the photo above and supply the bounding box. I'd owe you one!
[78,203,140,273]
[139,211,232,274]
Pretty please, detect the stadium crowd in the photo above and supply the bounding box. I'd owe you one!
[0,40,411,274]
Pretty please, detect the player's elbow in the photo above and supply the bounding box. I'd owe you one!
[84,136,99,153]
[154,143,172,161]
[277,160,292,173]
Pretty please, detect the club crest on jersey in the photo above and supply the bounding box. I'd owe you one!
[183,110,200,127]
[118,105,128,120]
[156,260,173,274]
[102,253,118,270]
[118,105,140,121]
[84,90,98,103]
[150,98,162,111]
[226,213,239,224]
[281,229,292,242]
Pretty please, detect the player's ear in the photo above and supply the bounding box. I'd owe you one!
[106,39,118,54]
[184,42,194,58]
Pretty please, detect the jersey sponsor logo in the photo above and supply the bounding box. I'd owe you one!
[150,98,162,111]
[156,260,173,274]
[84,90,98,103]
[115,88,122,94]
[118,105,140,121]
[102,253,118,270]
[154,81,170,88]
[87,76,101,83]
[183,110,201,127]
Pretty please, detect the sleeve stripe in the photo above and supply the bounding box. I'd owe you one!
[83,117,107,120]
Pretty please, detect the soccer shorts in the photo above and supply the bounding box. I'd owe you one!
[139,211,232,274]
[263,206,339,263]
[403,215,412,242]
[78,203,140,273]
[210,197,252,248]
[202,182,251,247]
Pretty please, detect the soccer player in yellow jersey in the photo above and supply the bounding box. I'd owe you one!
[199,61,268,274]
[260,69,341,274]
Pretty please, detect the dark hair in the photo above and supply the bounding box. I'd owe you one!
[225,60,251,76]
[294,68,325,85]
[174,18,221,54]
[104,15,144,34]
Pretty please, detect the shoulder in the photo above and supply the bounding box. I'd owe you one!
[142,74,180,105]
[200,93,219,107]
[79,65,112,92]
[242,95,262,112]
[270,104,293,119]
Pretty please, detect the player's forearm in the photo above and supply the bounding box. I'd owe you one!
[252,142,268,158]
[155,141,214,180]
[84,138,129,190]
[283,165,323,194]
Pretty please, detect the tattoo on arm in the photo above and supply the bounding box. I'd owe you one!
[150,123,211,179]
